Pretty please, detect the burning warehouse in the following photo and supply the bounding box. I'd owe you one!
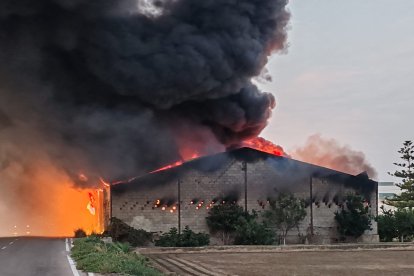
[110,147,379,244]
[0,0,379,239]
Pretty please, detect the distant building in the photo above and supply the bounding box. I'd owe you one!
[378,182,399,211]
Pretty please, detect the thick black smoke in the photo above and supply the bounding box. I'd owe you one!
[0,0,290,184]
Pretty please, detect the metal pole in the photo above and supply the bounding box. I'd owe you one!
[309,176,314,236]
[98,190,101,233]
[178,179,181,234]
[243,161,248,214]
[109,184,113,225]
[375,180,378,217]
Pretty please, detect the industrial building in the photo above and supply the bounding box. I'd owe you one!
[110,147,379,244]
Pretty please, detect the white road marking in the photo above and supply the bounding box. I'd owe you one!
[87,273,95,276]
[66,255,80,276]
[9,242,13,245]
[1,246,6,250]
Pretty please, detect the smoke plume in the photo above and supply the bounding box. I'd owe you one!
[291,134,377,179]
[0,0,290,235]
[0,0,290,186]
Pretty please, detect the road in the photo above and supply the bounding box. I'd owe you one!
[0,237,76,276]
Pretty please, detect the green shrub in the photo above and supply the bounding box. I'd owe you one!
[334,194,372,240]
[206,203,276,245]
[376,206,397,242]
[179,226,210,247]
[74,228,87,238]
[71,237,161,276]
[154,228,180,247]
[108,217,153,246]
[155,226,210,247]
[206,203,245,244]
[234,211,274,245]
[394,208,414,242]
[263,193,307,245]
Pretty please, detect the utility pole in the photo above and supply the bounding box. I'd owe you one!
[309,176,314,236]
[242,161,248,214]
[178,178,181,234]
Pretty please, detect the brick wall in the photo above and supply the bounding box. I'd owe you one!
[111,155,378,243]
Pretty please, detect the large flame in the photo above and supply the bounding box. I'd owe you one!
[0,159,104,237]
[242,137,287,156]
[146,137,287,175]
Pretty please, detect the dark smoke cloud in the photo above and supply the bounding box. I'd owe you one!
[0,109,12,130]
[0,0,290,183]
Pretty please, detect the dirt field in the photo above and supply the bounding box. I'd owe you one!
[141,245,414,276]
[178,250,414,276]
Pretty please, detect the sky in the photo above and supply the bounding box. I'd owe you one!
[259,1,414,182]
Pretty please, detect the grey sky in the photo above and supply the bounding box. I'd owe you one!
[258,1,414,181]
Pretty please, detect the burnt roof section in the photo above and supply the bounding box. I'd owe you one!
[111,147,377,194]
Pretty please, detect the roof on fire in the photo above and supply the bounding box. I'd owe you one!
[111,147,377,193]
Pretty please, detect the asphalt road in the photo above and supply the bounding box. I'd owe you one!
[0,237,75,276]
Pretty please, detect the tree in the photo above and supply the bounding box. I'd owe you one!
[386,141,414,208]
[394,208,414,242]
[234,211,275,245]
[334,194,372,240]
[376,207,414,242]
[376,206,397,242]
[263,193,306,245]
[206,203,245,244]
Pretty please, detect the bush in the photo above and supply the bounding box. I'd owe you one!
[206,203,245,244]
[108,217,153,247]
[376,206,397,242]
[71,237,161,276]
[263,193,307,245]
[394,208,414,242]
[334,194,372,240]
[154,228,180,247]
[74,228,87,238]
[155,226,210,247]
[234,212,274,245]
[179,226,210,247]
[377,207,414,242]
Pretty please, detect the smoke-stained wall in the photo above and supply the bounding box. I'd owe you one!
[111,148,378,244]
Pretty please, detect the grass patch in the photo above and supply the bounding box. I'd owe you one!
[71,236,161,276]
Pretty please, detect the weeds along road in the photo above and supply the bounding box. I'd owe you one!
[0,237,76,276]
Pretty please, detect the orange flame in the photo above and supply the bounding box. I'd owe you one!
[86,192,96,215]
[99,177,111,187]
[151,161,184,173]
[149,152,201,174]
[242,137,287,156]
[111,136,285,185]
[146,137,286,175]
[0,162,105,237]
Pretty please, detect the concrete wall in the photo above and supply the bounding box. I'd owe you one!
[111,157,378,244]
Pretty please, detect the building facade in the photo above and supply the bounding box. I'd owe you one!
[111,148,379,244]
